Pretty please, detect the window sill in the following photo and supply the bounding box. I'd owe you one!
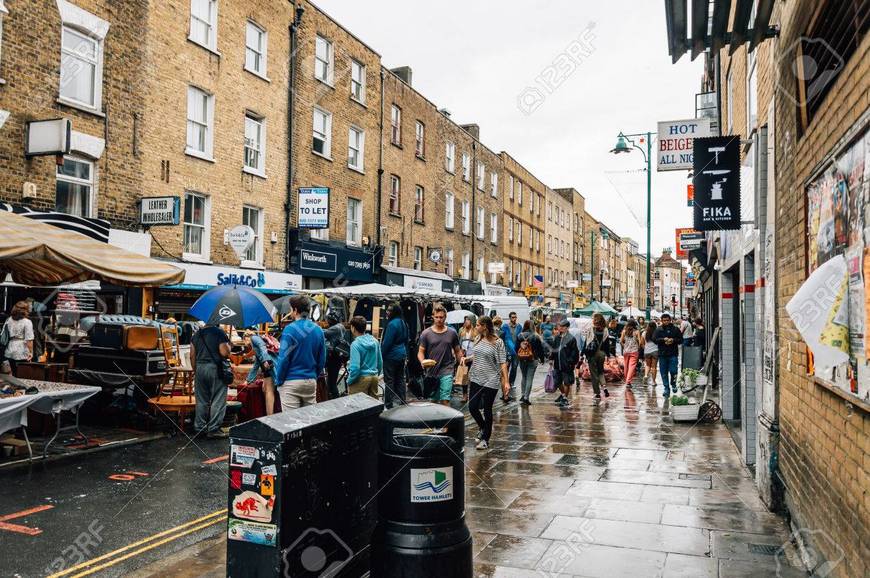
[348,165,365,175]
[391,141,403,149]
[415,153,426,161]
[244,67,271,82]
[315,77,335,89]
[187,37,221,58]
[0,78,6,85]
[813,377,870,414]
[350,96,367,108]
[240,261,265,270]
[445,226,455,232]
[388,212,401,218]
[242,166,267,179]
[185,148,215,163]
[57,97,105,118]
[445,169,455,175]
[312,150,333,162]
[414,219,424,226]
[182,254,212,264]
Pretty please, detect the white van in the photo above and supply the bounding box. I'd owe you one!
[471,296,531,326]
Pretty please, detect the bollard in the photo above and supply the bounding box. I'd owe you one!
[371,402,472,577]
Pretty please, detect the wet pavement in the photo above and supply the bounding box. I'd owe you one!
[0,367,808,577]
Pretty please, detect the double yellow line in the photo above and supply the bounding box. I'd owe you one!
[47,510,227,578]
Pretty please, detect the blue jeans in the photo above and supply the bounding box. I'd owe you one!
[507,356,519,397]
[659,355,679,395]
[519,360,538,400]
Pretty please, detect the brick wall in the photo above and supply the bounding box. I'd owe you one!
[501,152,546,293]
[544,187,572,304]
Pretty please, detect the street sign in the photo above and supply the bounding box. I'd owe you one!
[487,262,505,274]
[693,136,741,231]
[581,273,592,282]
[566,279,579,288]
[657,118,712,171]
[524,286,540,297]
[140,196,181,226]
[25,118,71,157]
[297,187,330,229]
[428,248,442,263]
[687,183,694,206]
[675,228,703,259]
[228,225,255,259]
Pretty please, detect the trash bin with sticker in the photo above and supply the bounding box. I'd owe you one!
[371,402,472,577]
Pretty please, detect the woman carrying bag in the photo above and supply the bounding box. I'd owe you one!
[465,316,509,450]
[456,316,477,403]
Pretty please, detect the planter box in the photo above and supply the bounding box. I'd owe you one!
[671,404,700,422]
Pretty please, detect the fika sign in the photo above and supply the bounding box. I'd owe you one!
[692,136,741,231]
[657,118,711,171]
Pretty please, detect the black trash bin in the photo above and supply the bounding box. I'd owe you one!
[371,402,472,577]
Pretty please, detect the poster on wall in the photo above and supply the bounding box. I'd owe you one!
[297,187,330,229]
[803,124,868,402]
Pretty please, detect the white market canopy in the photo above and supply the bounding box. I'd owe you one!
[300,283,480,304]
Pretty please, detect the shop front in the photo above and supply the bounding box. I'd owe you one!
[381,265,453,293]
[291,239,379,290]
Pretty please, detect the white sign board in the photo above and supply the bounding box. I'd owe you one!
[487,262,505,274]
[403,276,441,292]
[228,225,255,259]
[25,118,71,157]
[298,187,330,228]
[410,466,454,503]
[140,196,180,226]
[657,118,711,171]
[566,279,579,288]
[582,273,592,282]
[168,262,302,292]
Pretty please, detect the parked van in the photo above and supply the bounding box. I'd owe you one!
[470,296,531,326]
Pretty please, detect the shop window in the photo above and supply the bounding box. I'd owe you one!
[183,192,210,260]
[242,205,263,265]
[56,156,94,217]
[245,21,267,77]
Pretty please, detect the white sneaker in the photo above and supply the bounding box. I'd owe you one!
[476,440,489,450]
[475,430,483,441]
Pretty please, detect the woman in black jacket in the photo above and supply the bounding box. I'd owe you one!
[583,313,616,398]
[516,320,546,405]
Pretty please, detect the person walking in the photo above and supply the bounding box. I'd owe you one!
[620,320,641,389]
[679,315,695,369]
[457,316,477,403]
[274,296,327,411]
[466,316,509,450]
[500,312,522,402]
[346,316,382,399]
[190,323,231,438]
[539,314,555,347]
[2,301,34,374]
[643,320,659,386]
[323,314,351,399]
[583,313,615,399]
[381,304,408,408]
[516,320,546,405]
[417,305,463,406]
[653,313,683,398]
[551,319,580,408]
[244,330,277,416]
[693,318,706,357]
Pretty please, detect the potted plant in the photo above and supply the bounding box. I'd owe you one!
[670,395,701,421]
[677,368,707,390]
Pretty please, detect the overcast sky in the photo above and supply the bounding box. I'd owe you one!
[315,0,704,256]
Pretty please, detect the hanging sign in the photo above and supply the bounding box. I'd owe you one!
[675,228,704,259]
[687,183,694,206]
[692,136,741,231]
[657,118,711,171]
[228,225,255,259]
[297,187,330,229]
[140,196,181,226]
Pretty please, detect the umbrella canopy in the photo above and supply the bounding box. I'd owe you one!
[446,309,475,324]
[0,210,184,286]
[619,306,645,318]
[575,301,618,317]
[189,285,276,327]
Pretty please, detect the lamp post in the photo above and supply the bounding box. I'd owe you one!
[610,131,653,321]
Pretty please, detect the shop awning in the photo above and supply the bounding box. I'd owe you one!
[665,0,777,62]
[0,210,184,287]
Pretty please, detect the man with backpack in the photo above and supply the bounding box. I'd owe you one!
[516,320,546,405]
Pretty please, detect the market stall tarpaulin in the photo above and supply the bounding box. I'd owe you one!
[0,210,184,286]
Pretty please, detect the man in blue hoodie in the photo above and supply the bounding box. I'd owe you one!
[380,304,408,408]
[274,295,326,411]
[347,316,382,399]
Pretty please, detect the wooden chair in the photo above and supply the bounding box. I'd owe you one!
[148,324,195,432]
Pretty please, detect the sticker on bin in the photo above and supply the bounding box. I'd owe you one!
[230,445,259,468]
[227,518,277,547]
[410,467,454,503]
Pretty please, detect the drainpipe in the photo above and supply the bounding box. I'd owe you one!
[471,140,477,280]
[376,69,385,248]
[285,1,304,272]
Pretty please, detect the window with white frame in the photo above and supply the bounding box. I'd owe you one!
[350,59,365,103]
[517,181,523,205]
[183,191,209,259]
[530,191,535,214]
[242,205,263,264]
[477,162,485,190]
[310,224,329,240]
[189,0,217,51]
[389,175,401,214]
[445,142,455,173]
[244,114,265,175]
[348,126,364,171]
[461,252,470,280]
[445,192,455,229]
[346,198,361,246]
[528,225,532,248]
[186,86,214,158]
[490,173,498,198]
[547,235,552,254]
[446,248,454,277]
[245,21,267,77]
[314,35,333,84]
[390,105,402,145]
[461,200,470,235]
[476,206,485,239]
[746,49,757,133]
[388,241,399,266]
[547,201,551,221]
[536,193,541,215]
[312,107,332,157]
[509,175,514,199]
[508,216,513,241]
[60,26,103,110]
[56,156,94,217]
[414,186,424,223]
[490,212,498,244]
[535,230,540,252]
[726,68,733,135]
[517,222,522,245]
[461,153,470,181]
[413,246,423,270]
[477,256,484,278]
[415,121,425,157]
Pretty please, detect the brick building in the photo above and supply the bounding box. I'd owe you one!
[653,249,683,315]
[501,152,546,297]
[544,187,573,307]
[555,187,587,307]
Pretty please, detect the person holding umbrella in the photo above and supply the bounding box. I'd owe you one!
[274,295,326,411]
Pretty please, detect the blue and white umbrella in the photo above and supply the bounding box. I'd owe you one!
[188,285,276,328]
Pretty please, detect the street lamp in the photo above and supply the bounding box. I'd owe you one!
[610,131,653,321]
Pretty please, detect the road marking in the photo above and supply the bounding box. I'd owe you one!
[46,509,225,578]
[202,454,228,464]
[0,504,54,535]
[108,471,149,481]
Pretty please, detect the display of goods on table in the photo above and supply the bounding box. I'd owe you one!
[579,356,625,383]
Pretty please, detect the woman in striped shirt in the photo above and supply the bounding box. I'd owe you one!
[464,316,510,450]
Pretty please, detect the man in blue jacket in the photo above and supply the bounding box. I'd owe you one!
[500,312,521,402]
[380,304,408,408]
[274,295,326,411]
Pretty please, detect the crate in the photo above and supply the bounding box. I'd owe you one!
[671,404,700,422]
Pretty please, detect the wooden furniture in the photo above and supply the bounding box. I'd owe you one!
[148,325,195,432]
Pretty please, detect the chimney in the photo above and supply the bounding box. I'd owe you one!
[390,66,412,86]
[438,108,451,118]
[461,123,480,139]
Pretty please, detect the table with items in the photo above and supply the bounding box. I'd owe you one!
[0,379,100,459]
